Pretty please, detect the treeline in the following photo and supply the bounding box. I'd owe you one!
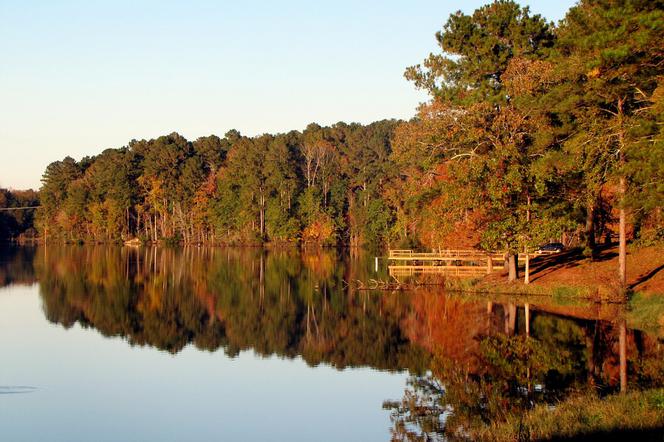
[37,0,663,262]
[0,188,39,240]
[38,121,398,247]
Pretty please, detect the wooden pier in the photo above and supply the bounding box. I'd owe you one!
[386,249,554,279]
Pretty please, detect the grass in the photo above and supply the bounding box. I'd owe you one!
[628,292,664,337]
[550,286,593,304]
[443,276,594,301]
[444,276,484,292]
[472,389,664,441]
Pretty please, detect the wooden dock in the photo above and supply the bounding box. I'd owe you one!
[386,249,556,279]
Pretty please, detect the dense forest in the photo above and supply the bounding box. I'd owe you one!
[34,0,663,261]
[38,121,398,247]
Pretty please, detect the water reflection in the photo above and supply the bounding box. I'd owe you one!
[385,300,664,440]
[0,245,36,287]
[0,245,662,440]
[33,246,430,371]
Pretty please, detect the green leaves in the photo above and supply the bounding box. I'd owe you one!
[406,0,554,103]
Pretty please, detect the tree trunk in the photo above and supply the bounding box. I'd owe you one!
[323,182,328,208]
[525,196,531,284]
[259,192,265,239]
[508,253,519,282]
[585,204,596,256]
[617,96,627,294]
[619,177,627,292]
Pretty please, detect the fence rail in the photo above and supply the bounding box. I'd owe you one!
[388,249,504,261]
[0,206,41,211]
[386,248,558,278]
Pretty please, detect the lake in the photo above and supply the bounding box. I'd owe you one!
[0,246,662,441]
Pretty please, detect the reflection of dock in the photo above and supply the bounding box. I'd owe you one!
[388,249,502,278]
[389,265,488,278]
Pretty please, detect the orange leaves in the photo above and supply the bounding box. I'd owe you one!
[502,57,555,97]
[137,175,165,212]
[403,292,487,371]
[587,66,601,79]
[301,216,335,244]
[191,171,218,225]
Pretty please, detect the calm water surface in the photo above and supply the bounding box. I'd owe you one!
[0,246,662,441]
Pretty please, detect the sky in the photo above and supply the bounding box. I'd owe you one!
[0,0,577,190]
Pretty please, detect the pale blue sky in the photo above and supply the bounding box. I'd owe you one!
[0,0,576,190]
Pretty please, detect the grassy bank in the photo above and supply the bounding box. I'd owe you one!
[473,389,664,441]
[443,277,595,299]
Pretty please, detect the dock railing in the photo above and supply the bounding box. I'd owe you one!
[388,249,503,261]
[388,248,555,262]
[385,248,557,278]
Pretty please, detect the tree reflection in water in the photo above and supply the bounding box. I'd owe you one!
[385,300,664,441]
[32,246,431,370]
[1,245,662,440]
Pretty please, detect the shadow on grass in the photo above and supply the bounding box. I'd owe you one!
[527,245,619,283]
[547,427,664,441]
[629,263,664,291]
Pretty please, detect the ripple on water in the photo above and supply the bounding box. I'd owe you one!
[0,386,37,394]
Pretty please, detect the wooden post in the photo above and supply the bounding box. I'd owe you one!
[375,257,378,273]
[524,246,530,285]
[487,255,493,274]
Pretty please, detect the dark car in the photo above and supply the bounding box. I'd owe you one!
[537,242,564,253]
